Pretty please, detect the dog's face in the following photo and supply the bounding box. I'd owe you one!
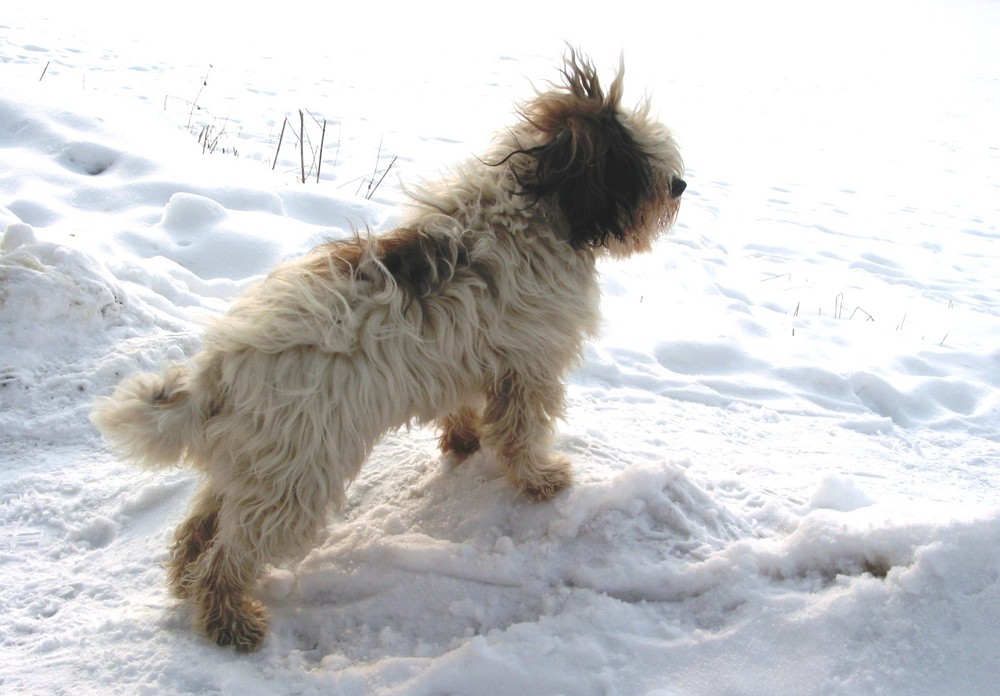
[500,51,685,258]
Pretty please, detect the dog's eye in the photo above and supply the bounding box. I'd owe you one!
[670,178,687,198]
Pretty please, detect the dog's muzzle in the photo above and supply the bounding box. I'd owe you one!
[670,177,687,199]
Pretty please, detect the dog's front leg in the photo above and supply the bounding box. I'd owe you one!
[480,371,572,500]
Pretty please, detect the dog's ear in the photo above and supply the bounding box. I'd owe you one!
[529,110,652,249]
[508,53,654,249]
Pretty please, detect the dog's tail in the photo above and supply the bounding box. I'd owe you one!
[91,363,200,469]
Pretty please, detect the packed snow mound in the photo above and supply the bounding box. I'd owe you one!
[0,231,131,349]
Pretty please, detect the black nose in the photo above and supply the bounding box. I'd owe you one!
[670,177,687,198]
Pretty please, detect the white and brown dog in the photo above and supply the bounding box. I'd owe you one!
[92,51,685,651]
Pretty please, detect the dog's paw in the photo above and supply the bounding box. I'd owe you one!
[202,597,269,653]
[440,429,481,460]
[511,454,572,501]
[437,411,481,460]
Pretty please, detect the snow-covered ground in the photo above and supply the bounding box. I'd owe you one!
[2,1,1000,694]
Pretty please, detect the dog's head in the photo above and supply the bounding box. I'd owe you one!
[501,50,685,257]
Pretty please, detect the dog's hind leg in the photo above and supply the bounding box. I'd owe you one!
[437,402,483,460]
[185,494,277,652]
[166,483,222,599]
[185,478,332,652]
[480,372,572,501]
[188,529,269,652]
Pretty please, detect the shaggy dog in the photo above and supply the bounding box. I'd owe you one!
[92,51,686,652]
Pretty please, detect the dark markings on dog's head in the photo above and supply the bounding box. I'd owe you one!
[378,228,472,298]
[497,50,656,250]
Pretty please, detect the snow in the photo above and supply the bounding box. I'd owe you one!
[2,0,1000,693]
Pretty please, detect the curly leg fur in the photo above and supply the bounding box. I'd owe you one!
[166,486,222,599]
[180,474,335,652]
[481,373,572,500]
[188,540,269,652]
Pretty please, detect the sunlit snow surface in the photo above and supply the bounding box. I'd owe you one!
[2,1,1000,694]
